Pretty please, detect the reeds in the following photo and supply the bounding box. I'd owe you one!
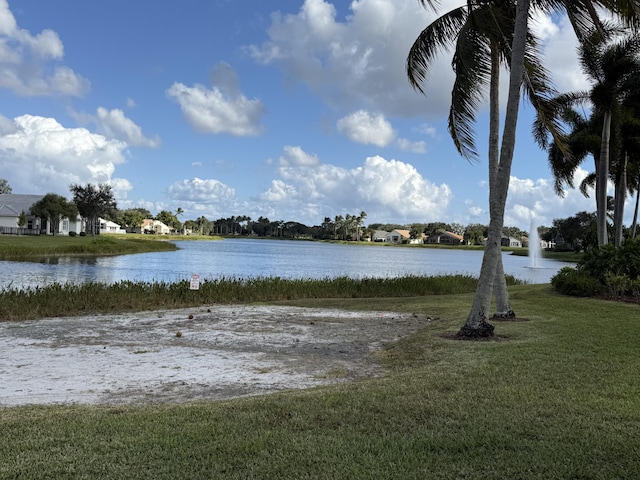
[0,274,520,321]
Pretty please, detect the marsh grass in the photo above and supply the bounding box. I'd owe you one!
[0,274,504,321]
[0,235,177,260]
[1,285,639,478]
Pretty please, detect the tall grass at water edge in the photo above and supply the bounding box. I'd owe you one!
[0,274,517,321]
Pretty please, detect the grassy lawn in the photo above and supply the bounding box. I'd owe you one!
[0,235,182,260]
[1,284,638,478]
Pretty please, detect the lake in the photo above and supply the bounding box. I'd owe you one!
[0,238,574,291]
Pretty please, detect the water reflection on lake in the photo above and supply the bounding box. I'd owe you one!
[0,238,574,291]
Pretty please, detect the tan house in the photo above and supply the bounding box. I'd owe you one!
[141,219,171,235]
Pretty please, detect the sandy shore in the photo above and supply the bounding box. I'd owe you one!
[0,304,431,407]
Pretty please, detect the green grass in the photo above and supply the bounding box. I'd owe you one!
[0,235,178,260]
[1,284,639,478]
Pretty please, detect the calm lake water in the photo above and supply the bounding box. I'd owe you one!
[0,238,574,291]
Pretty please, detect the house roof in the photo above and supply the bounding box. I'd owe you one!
[393,229,411,238]
[0,194,44,217]
[442,231,464,241]
[99,217,123,228]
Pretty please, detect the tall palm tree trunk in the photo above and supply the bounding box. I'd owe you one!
[597,111,612,245]
[614,152,627,246]
[632,181,639,238]
[457,0,529,338]
[488,39,514,318]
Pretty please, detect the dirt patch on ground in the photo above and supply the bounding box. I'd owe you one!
[0,305,431,408]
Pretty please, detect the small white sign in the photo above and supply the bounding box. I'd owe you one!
[189,274,200,290]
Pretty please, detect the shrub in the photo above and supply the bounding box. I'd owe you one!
[551,267,603,297]
[578,238,640,283]
[68,231,77,237]
[604,272,632,298]
[630,278,640,303]
[79,231,87,237]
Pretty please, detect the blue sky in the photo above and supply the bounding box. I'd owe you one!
[0,0,625,231]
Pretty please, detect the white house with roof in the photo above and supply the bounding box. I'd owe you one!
[99,217,126,234]
[501,235,522,247]
[388,229,411,244]
[371,230,389,242]
[0,193,82,235]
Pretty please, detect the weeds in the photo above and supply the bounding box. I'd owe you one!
[0,274,521,321]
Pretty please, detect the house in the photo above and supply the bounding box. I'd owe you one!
[141,219,171,235]
[99,217,126,234]
[371,230,389,242]
[426,231,464,245]
[501,235,522,247]
[0,193,82,236]
[388,229,411,244]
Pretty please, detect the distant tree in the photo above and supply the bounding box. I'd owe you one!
[121,209,146,232]
[69,183,117,235]
[175,207,184,234]
[424,222,449,237]
[0,178,11,194]
[156,210,180,232]
[30,193,78,235]
[553,211,598,251]
[195,216,212,235]
[449,223,465,236]
[18,210,27,228]
[503,226,527,240]
[464,224,487,246]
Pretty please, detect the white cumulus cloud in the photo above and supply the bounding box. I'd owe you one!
[167,177,247,219]
[257,148,452,224]
[248,0,464,118]
[0,1,89,96]
[95,108,161,148]
[0,114,128,195]
[337,110,396,147]
[167,63,265,136]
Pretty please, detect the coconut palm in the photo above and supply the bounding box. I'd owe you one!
[408,0,561,325]
[579,32,640,244]
[409,0,638,338]
[535,31,640,246]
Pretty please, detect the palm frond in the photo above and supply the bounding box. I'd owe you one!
[406,5,468,93]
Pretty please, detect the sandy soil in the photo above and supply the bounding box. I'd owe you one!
[0,305,431,407]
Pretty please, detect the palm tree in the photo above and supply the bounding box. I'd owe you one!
[408,0,559,325]
[579,32,640,244]
[536,31,640,246]
[408,0,637,338]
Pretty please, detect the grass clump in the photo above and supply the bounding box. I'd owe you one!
[0,286,639,478]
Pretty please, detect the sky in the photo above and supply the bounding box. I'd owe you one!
[0,0,628,232]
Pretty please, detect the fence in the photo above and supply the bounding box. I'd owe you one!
[0,227,41,236]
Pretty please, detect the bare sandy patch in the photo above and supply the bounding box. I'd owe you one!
[0,305,430,407]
